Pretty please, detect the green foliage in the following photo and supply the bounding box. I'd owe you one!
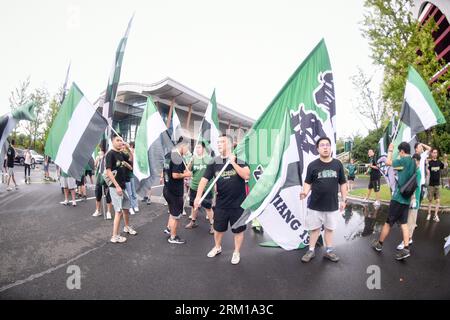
[351,127,384,162]
[362,0,450,154]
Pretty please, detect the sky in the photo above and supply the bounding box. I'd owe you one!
[1,0,385,139]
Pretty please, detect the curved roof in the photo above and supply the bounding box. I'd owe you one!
[95,77,254,129]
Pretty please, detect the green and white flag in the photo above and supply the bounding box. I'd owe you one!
[133,97,169,181]
[172,107,182,142]
[45,83,107,178]
[197,90,220,156]
[233,39,336,250]
[102,13,134,142]
[393,66,446,157]
[0,102,36,162]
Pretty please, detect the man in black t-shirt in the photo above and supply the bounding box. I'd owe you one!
[105,134,136,244]
[163,139,191,244]
[6,139,18,191]
[300,137,347,263]
[427,149,444,222]
[364,149,381,206]
[194,134,250,265]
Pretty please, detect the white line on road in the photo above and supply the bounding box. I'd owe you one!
[0,243,107,293]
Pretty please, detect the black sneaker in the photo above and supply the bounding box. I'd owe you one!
[395,248,410,260]
[168,235,186,244]
[141,196,148,202]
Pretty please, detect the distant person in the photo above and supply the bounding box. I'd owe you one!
[427,149,444,222]
[92,149,112,218]
[185,142,214,234]
[23,148,32,184]
[413,142,431,202]
[364,149,381,206]
[162,139,191,244]
[441,153,448,189]
[346,158,357,191]
[43,155,51,181]
[6,140,18,191]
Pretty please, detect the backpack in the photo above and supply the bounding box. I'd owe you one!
[399,159,417,198]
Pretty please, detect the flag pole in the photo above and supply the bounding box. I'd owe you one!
[198,158,231,205]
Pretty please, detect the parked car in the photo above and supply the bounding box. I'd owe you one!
[30,150,44,164]
[14,148,44,167]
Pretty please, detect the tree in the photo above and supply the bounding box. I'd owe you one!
[362,0,450,153]
[352,127,384,163]
[22,88,48,150]
[42,89,63,148]
[9,77,31,136]
[351,67,388,130]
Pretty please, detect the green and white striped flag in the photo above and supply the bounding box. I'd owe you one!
[197,90,220,156]
[102,14,134,127]
[45,83,107,178]
[133,97,169,181]
[393,66,446,157]
[0,102,36,162]
[233,40,336,250]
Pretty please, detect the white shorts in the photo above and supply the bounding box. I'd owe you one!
[306,209,339,231]
[7,167,14,176]
[109,187,131,213]
[60,176,76,190]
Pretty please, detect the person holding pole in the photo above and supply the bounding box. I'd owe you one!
[194,134,250,265]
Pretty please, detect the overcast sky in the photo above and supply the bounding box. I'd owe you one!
[1,0,386,139]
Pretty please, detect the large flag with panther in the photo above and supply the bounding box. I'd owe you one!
[233,39,336,250]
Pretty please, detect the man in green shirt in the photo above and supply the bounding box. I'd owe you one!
[372,142,416,260]
[186,142,214,234]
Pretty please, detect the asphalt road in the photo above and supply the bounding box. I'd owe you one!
[0,165,449,299]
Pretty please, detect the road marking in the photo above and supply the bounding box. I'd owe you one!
[0,243,107,293]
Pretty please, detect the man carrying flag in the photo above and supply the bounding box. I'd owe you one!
[194,134,250,265]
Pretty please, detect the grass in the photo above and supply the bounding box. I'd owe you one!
[349,184,450,206]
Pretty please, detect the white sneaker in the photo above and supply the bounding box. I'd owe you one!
[433,215,440,222]
[374,200,381,206]
[133,207,139,213]
[207,246,222,258]
[129,208,135,215]
[72,201,77,207]
[106,211,112,220]
[231,252,241,265]
[92,210,102,217]
[124,225,137,235]
[182,210,187,216]
[6,187,12,191]
[396,239,413,250]
[110,235,127,243]
[61,200,69,205]
[426,214,431,221]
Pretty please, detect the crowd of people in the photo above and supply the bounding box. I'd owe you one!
[2,134,449,264]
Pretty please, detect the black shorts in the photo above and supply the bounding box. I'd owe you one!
[189,188,212,209]
[348,176,355,181]
[95,184,111,203]
[85,170,93,177]
[163,188,184,218]
[213,207,246,234]
[368,179,380,192]
[386,200,409,226]
[76,175,85,186]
